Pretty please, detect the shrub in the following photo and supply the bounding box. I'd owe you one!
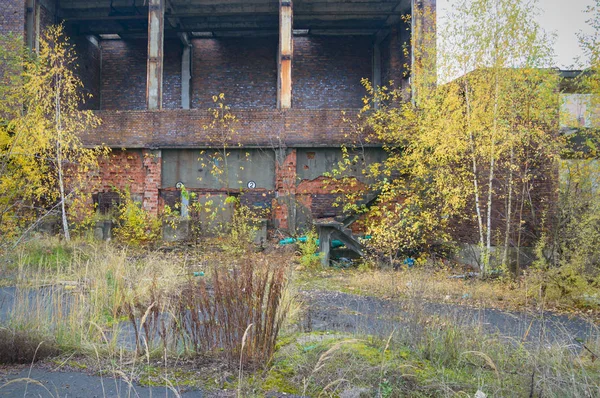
[297,229,322,268]
[220,198,261,255]
[123,258,290,369]
[113,190,161,247]
[533,160,600,307]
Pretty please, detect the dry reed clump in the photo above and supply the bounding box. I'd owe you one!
[125,257,290,369]
[181,258,289,368]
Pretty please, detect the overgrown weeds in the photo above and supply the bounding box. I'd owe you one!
[255,286,600,397]
[0,328,58,364]
[296,262,600,314]
[2,238,293,373]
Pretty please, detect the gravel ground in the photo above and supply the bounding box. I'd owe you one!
[301,290,598,345]
[0,367,203,397]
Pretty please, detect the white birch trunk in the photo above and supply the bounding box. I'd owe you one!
[502,144,514,268]
[55,76,70,241]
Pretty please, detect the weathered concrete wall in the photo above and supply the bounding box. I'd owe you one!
[296,147,386,182]
[161,148,276,190]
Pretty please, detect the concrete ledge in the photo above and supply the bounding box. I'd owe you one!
[81,109,379,148]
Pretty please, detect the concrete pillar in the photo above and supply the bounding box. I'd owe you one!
[277,0,293,109]
[373,42,382,89]
[146,0,165,110]
[26,0,35,51]
[181,46,192,109]
[411,0,437,102]
[372,41,382,108]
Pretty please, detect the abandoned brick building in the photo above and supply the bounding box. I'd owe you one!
[1,0,435,233]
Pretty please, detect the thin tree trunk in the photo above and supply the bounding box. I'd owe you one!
[516,178,526,275]
[485,4,501,276]
[503,144,514,270]
[55,75,70,241]
[465,78,485,271]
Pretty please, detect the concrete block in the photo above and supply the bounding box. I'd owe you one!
[163,217,190,242]
[253,218,268,245]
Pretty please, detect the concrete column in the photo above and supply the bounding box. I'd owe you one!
[411,0,437,102]
[372,41,382,109]
[181,47,192,109]
[180,33,192,109]
[146,0,165,110]
[26,0,35,51]
[277,0,293,109]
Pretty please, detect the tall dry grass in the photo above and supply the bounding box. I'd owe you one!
[2,238,292,370]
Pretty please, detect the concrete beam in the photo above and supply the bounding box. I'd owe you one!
[146,0,165,110]
[277,0,293,109]
[180,33,192,109]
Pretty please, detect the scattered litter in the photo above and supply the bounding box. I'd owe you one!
[403,257,415,268]
[475,391,487,398]
[193,271,205,277]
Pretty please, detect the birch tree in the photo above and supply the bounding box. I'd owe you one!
[335,0,559,272]
[0,24,106,246]
[440,0,558,274]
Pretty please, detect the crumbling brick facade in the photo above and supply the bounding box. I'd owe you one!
[1,0,439,236]
[93,149,162,215]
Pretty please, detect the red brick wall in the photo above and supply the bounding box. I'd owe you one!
[93,149,162,215]
[191,37,278,110]
[293,36,372,109]
[82,109,366,148]
[100,39,182,110]
[0,0,24,37]
[276,150,297,194]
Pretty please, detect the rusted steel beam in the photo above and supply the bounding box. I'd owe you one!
[146,0,165,110]
[277,0,293,109]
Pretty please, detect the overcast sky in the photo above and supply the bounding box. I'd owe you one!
[437,0,596,69]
